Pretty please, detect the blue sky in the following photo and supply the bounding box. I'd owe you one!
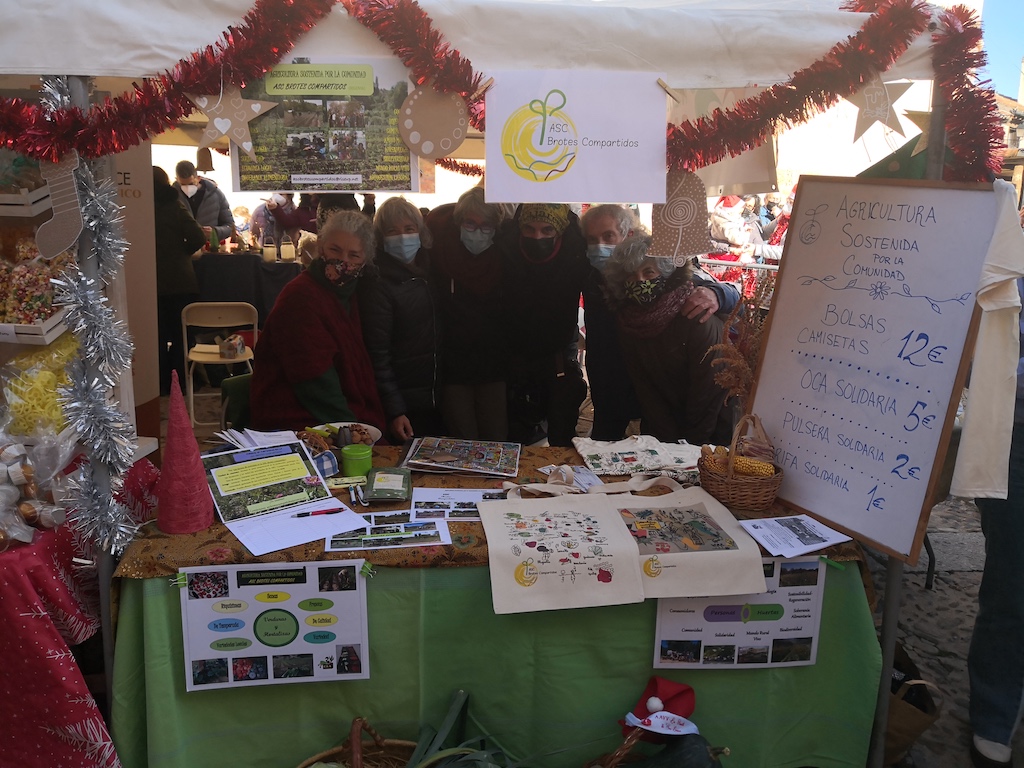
[981,0,1023,100]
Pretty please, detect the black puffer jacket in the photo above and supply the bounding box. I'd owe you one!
[358,249,440,420]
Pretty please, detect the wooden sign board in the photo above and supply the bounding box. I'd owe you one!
[749,176,996,562]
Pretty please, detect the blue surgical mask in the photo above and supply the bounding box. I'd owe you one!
[460,226,494,255]
[587,243,615,269]
[384,233,420,263]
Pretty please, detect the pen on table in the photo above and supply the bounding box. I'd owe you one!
[291,509,343,518]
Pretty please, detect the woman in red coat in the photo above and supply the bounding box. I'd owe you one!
[250,210,386,433]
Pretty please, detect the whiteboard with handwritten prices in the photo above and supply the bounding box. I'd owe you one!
[750,177,995,561]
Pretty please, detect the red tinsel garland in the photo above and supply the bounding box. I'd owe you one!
[0,0,335,161]
[0,0,1003,185]
[436,157,484,177]
[665,0,930,172]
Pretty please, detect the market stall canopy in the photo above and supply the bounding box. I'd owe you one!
[0,0,935,87]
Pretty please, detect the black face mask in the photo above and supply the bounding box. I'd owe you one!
[521,236,557,262]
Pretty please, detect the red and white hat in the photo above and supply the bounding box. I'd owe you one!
[715,195,744,214]
[623,677,699,738]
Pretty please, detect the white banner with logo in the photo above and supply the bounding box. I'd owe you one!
[484,70,667,204]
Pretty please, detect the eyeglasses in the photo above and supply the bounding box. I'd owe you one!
[461,221,495,234]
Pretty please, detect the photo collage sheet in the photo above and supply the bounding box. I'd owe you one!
[179,561,369,691]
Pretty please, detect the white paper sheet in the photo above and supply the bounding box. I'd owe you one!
[410,487,508,522]
[325,517,451,552]
[654,557,826,669]
[738,515,851,558]
[479,495,645,614]
[179,560,369,691]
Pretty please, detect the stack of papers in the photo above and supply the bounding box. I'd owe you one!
[738,514,851,558]
[401,437,521,478]
[215,428,299,450]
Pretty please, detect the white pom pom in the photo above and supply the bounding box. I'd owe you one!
[646,696,664,713]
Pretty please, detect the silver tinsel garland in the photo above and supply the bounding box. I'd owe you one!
[41,75,139,556]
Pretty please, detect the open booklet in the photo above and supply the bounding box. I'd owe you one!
[201,441,366,556]
[400,436,521,478]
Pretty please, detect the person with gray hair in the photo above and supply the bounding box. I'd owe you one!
[425,186,513,440]
[581,203,740,440]
[360,196,443,442]
[250,210,385,432]
[602,234,731,445]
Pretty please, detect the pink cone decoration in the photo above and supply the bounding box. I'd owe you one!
[156,371,215,534]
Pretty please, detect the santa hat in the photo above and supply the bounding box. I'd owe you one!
[715,195,744,213]
[622,676,699,740]
[519,203,570,234]
[155,371,215,534]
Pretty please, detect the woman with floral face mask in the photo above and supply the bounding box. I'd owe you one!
[250,211,386,433]
[603,234,733,445]
[360,197,443,442]
[424,186,513,440]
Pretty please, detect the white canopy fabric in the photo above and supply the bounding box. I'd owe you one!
[2,0,935,88]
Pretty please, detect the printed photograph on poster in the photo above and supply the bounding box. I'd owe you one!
[654,558,826,669]
[410,487,510,522]
[326,518,452,552]
[179,561,369,691]
[233,57,417,192]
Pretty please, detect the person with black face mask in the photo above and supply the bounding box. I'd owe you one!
[425,186,513,441]
[499,203,589,446]
[250,211,386,433]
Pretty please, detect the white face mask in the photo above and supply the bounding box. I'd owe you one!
[460,226,494,255]
[384,233,421,263]
[180,184,199,198]
[587,243,615,270]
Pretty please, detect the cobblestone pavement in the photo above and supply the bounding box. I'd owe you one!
[866,494,1018,768]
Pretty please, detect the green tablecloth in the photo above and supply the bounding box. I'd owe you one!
[111,564,879,768]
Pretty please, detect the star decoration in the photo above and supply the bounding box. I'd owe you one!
[904,110,935,156]
[188,85,277,160]
[845,74,912,143]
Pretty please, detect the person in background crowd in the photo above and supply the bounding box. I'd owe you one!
[232,206,252,248]
[739,186,795,264]
[360,196,443,442]
[602,234,731,445]
[250,211,385,433]
[967,207,1024,768]
[763,192,782,222]
[581,204,740,441]
[173,160,233,245]
[425,186,513,441]
[153,166,207,396]
[249,200,272,248]
[500,203,589,446]
[268,192,317,245]
[741,194,766,236]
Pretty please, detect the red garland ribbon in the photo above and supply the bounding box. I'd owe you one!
[0,0,335,161]
[665,0,931,172]
[0,0,1002,184]
[436,157,484,176]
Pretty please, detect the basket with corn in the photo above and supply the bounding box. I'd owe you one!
[697,413,784,511]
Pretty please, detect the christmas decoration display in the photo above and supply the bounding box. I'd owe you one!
[35,150,84,258]
[397,82,470,160]
[188,85,277,159]
[650,170,716,264]
[844,72,912,142]
[154,371,215,535]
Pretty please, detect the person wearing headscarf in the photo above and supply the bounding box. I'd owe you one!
[425,186,513,440]
[359,196,443,442]
[603,234,731,445]
[250,211,385,432]
[499,202,589,446]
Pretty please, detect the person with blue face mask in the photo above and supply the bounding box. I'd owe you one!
[425,186,513,441]
[359,196,443,442]
[580,204,741,441]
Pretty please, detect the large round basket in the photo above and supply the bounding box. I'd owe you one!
[296,718,417,768]
[697,414,784,512]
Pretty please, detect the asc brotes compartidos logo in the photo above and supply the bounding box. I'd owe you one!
[501,88,578,182]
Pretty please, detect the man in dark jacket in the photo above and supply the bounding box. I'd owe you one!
[500,203,589,446]
[581,204,741,440]
[174,160,234,245]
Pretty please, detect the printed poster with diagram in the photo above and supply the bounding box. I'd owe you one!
[179,561,369,691]
[618,488,767,598]
[654,557,826,669]
[479,494,645,614]
[233,56,417,192]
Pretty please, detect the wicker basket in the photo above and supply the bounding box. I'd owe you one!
[296,718,417,768]
[698,414,784,512]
